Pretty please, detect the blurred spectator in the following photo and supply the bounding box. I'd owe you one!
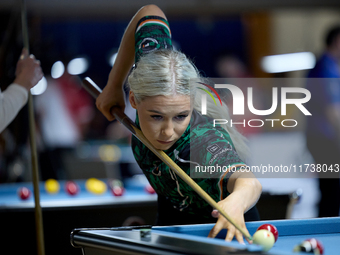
[35,71,94,180]
[215,53,264,136]
[215,54,249,78]
[305,25,340,217]
[0,48,43,133]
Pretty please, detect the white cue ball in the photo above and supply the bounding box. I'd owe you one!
[253,229,275,252]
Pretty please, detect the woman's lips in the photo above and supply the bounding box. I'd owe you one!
[157,140,173,144]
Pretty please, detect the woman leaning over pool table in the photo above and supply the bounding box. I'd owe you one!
[96,4,262,244]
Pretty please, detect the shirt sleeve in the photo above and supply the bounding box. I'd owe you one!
[0,83,28,133]
[189,127,247,201]
[134,15,172,63]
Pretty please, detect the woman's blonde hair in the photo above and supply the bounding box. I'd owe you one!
[128,50,249,161]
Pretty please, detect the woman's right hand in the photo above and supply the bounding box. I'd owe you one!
[96,81,126,121]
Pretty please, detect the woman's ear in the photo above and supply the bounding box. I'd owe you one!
[129,91,138,109]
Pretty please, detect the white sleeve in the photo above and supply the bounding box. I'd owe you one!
[0,83,28,133]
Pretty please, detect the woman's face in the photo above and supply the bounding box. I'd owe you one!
[129,92,192,150]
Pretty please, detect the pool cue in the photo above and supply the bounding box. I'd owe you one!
[82,77,252,241]
[21,1,45,254]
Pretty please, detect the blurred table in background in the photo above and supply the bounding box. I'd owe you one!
[0,175,157,255]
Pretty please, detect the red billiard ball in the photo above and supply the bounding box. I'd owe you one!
[18,187,31,200]
[257,224,279,242]
[293,238,324,254]
[65,181,79,195]
[108,179,124,196]
[111,186,124,196]
[145,184,155,194]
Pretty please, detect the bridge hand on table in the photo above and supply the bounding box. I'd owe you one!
[207,199,251,245]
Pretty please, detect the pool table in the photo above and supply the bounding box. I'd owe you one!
[0,175,156,209]
[70,217,340,254]
[0,176,157,254]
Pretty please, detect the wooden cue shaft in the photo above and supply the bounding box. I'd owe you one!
[21,1,45,254]
[82,77,252,241]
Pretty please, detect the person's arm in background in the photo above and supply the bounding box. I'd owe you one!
[96,4,166,121]
[0,48,43,133]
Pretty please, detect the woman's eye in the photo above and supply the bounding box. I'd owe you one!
[175,115,188,121]
[151,115,163,120]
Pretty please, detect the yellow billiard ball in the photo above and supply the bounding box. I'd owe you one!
[45,179,60,194]
[85,178,107,194]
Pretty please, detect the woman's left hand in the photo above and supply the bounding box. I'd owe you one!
[207,193,251,244]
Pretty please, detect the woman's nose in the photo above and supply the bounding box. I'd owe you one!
[161,122,174,138]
